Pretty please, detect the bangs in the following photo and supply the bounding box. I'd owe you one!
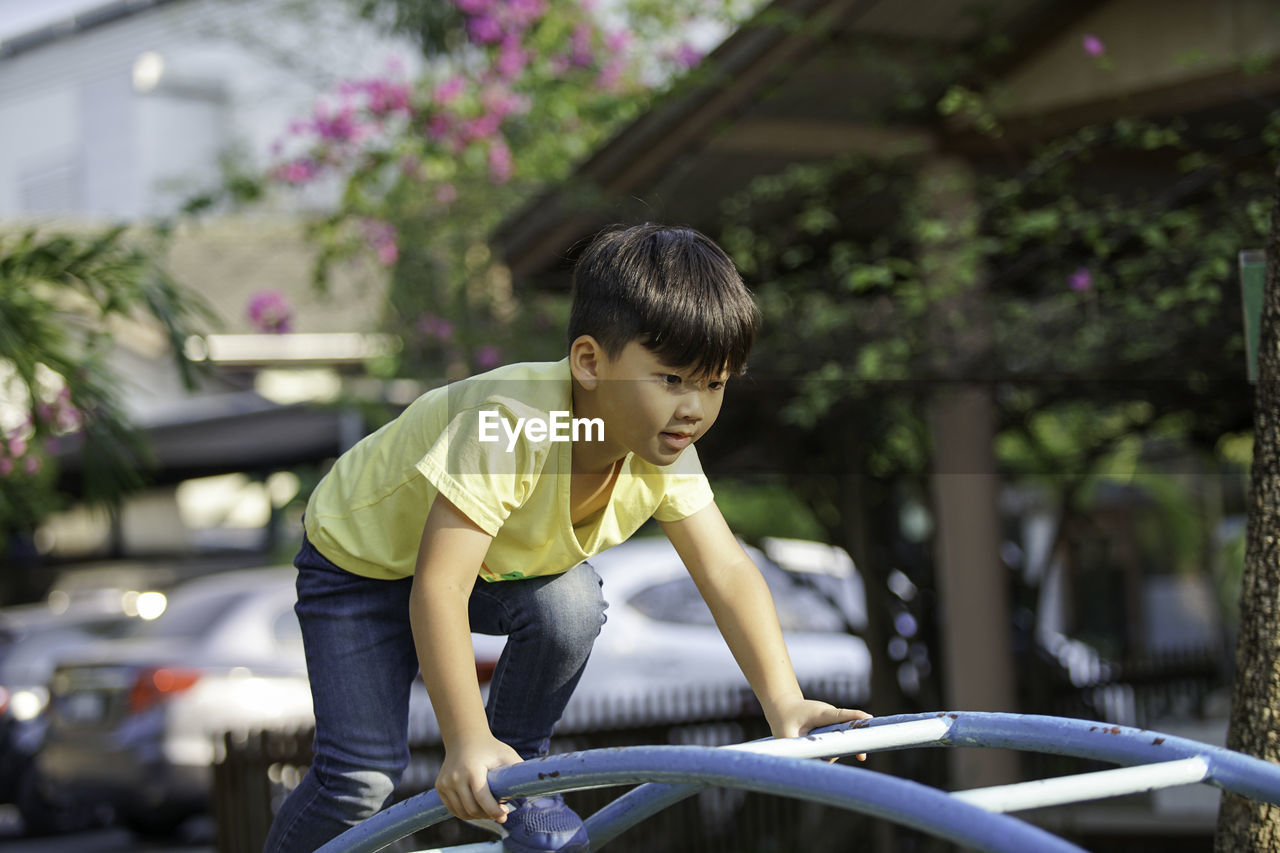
[570,224,759,376]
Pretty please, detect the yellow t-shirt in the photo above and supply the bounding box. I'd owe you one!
[303,359,715,581]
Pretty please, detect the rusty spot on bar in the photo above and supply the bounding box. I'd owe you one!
[1153,738,1165,745]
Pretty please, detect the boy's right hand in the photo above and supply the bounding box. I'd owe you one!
[435,733,524,823]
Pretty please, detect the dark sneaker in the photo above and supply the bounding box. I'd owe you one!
[501,795,590,853]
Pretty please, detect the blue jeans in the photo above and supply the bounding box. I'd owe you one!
[263,533,608,853]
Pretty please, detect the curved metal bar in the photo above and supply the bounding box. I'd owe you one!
[319,712,1280,853]
[317,744,1087,853]
[586,717,957,848]
[857,712,1280,805]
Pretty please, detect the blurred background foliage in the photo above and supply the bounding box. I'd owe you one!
[0,229,212,549]
[0,0,1270,693]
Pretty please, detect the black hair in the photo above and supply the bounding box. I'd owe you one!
[567,223,759,376]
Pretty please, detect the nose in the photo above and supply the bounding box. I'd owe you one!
[675,390,704,423]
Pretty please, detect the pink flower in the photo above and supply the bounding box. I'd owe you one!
[365,79,412,116]
[507,0,547,27]
[604,29,631,54]
[595,57,625,92]
[488,139,513,183]
[417,313,454,342]
[0,457,12,477]
[463,112,503,143]
[474,344,503,369]
[571,22,595,67]
[362,220,399,267]
[671,42,703,70]
[56,405,82,432]
[1082,34,1105,57]
[496,38,528,80]
[23,455,40,475]
[312,104,363,143]
[1069,267,1094,292]
[435,76,466,104]
[454,0,493,13]
[467,13,503,45]
[481,84,528,119]
[247,290,294,334]
[426,113,454,141]
[435,183,458,204]
[274,158,318,185]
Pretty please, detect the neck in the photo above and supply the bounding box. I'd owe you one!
[571,380,625,474]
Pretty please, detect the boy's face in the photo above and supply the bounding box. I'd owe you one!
[589,340,728,466]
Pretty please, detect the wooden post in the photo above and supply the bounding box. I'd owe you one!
[918,155,1019,788]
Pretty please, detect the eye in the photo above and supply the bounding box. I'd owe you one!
[708,379,726,391]
[661,374,683,386]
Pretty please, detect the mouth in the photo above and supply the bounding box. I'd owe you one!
[660,431,693,450]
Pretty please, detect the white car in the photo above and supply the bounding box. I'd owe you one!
[556,535,871,728]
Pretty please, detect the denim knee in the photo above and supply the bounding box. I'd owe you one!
[310,758,401,822]
[523,565,607,651]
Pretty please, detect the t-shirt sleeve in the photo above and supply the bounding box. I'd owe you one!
[652,445,715,522]
[416,404,544,536]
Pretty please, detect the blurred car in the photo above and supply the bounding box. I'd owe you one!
[558,536,871,727]
[36,536,870,832]
[36,566,314,835]
[0,602,139,835]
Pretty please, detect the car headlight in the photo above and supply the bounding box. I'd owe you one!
[10,687,49,722]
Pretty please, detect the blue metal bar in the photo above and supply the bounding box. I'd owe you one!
[319,712,1280,853]
[318,744,1087,853]
[859,712,1280,805]
[586,718,957,847]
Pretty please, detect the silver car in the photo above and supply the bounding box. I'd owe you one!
[35,567,313,835]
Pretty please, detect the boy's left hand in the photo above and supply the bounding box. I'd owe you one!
[767,697,873,761]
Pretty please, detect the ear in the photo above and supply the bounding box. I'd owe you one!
[569,335,605,390]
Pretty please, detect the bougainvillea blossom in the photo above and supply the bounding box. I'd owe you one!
[247,289,294,333]
[473,344,503,369]
[1069,267,1094,292]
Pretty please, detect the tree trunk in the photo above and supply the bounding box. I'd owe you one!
[1214,164,1280,850]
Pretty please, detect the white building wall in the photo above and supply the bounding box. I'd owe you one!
[0,0,418,220]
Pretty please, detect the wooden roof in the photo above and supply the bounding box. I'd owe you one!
[495,0,1280,287]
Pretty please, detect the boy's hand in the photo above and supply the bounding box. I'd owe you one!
[435,733,523,823]
[767,696,873,761]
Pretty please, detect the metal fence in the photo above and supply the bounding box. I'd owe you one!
[213,647,1229,853]
[213,679,872,853]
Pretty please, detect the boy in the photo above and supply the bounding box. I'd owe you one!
[264,224,870,853]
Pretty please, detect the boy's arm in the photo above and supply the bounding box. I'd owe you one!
[660,502,871,739]
[410,495,520,823]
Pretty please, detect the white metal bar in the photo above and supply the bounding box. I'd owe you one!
[952,757,1210,813]
[724,718,954,760]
